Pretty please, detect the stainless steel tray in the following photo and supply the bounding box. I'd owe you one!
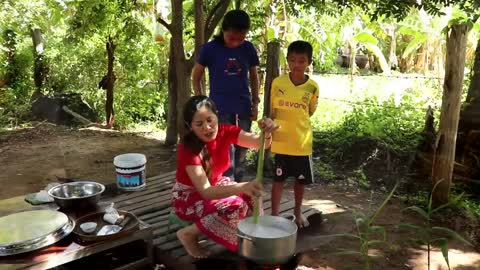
[0,213,75,256]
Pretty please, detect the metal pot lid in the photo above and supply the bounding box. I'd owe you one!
[0,209,69,246]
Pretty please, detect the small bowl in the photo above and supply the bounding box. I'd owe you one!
[80,222,97,234]
[48,181,105,209]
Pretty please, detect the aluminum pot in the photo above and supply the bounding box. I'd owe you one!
[48,181,105,209]
[237,214,297,265]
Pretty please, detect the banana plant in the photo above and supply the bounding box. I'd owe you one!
[353,30,390,74]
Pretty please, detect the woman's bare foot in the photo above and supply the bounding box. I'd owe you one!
[294,212,309,228]
[176,225,210,258]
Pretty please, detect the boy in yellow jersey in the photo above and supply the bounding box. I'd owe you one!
[270,40,319,228]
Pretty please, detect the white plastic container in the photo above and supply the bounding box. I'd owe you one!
[113,153,147,191]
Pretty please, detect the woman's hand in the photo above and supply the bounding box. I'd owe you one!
[236,118,279,149]
[237,181,263,198]
[258,118,280,137]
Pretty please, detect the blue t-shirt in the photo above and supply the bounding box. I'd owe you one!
[198,40,260,116]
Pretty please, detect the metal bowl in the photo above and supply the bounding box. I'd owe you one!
[48,181,105,209]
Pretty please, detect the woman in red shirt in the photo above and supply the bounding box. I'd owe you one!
[173,95,277,258]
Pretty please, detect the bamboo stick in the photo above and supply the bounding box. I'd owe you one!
[252,131,265,224]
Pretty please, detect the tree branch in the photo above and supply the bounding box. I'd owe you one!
[205,0,231,41]
[156,16,171,33]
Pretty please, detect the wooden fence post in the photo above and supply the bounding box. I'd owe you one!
[263,41,281,177]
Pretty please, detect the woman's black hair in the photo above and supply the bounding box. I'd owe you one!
[213,9,251,44]
[182,95,218,178]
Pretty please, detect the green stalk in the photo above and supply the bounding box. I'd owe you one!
[252,131,265,224]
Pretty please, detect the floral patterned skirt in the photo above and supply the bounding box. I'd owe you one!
[172,177,254,251]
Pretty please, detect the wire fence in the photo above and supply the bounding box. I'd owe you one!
[317,96,439,112]
[312,71,444,80]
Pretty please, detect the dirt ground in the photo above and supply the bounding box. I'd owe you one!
[0,123,479,269]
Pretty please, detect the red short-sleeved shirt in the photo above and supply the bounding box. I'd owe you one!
[176,124,242,186]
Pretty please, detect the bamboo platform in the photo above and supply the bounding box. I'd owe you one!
[102,171,321,269]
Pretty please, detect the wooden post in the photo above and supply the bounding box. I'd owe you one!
[263,41,280,177]
[431,24,468,205]
[263,42,280,118]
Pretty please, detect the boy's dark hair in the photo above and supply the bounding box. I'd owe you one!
[182,95,218,178]
[287,40,313,62]
[213,10,251,44]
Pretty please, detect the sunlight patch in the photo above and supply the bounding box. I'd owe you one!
[407,246,480,269]
[303,199,347,214]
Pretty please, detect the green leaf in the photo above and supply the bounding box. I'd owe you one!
[398,25,422,37]
[370,225,387,241]
[367,240,384,246]
[353,31,378,45]
[403,206,429,220]
[438,239,451,270]
[363,42,390,74]
[401,35,427,59]
[432,227,473,246]
[326,233,362,240]
[267,27,276,40]
[397,223,422,230]
[369,181,399,224]
[431,192,464,214]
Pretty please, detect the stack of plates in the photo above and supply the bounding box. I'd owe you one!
[0,209,74,256]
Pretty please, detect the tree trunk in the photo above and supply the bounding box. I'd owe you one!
[387,24,398,70]
[234,0,242,9]
[165,39,179,146]
[170,1,193,139]
[431,24,468,205]
[31,28,47,100]
[162,0,230,144]
[3,29,16,87]
[204,0,230,41]
[263,42,280,177]
[194,0,206,95]
[466,36,480,104]
[105,36,116,128]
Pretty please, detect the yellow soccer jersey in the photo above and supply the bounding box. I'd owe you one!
[270,74,319,156]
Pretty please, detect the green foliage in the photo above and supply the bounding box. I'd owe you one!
[341,95,424,151]
[329,182,399,270]
[0,32,35,126]
[312,161,337,183]
[347,168,369,188]
[450,181,480,218]
[397,181,473,270]
[0,0,170,129]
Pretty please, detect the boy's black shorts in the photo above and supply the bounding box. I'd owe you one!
[273,154,314,185]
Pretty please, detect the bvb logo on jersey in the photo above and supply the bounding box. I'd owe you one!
[302,92,310,104]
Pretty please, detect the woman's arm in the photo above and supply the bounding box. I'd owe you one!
[236,130,272,150]
[192,63,206,96]
[236,118,278,149]
[186,165,261,199]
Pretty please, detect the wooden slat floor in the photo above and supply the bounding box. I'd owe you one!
[102,171,320,269]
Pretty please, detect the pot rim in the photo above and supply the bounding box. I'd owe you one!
[47,181,105,200]
[237,216,298,239]
[0,215,75,255]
